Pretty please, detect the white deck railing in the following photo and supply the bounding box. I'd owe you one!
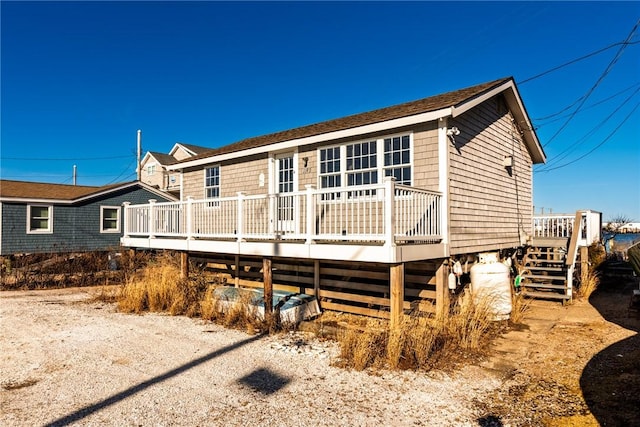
[533,210,601,246]
[123,178,442,246]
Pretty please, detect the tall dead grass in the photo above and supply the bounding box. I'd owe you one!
[336,294,500,371]
[576,268,599,300]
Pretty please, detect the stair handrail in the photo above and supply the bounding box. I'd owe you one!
[565,211,584,268]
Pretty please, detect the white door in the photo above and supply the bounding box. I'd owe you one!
[274,153,296,234]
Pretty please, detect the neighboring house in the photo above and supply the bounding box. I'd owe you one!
[0,180,176,255]
[121,77,546,322]
[140,143,211,196]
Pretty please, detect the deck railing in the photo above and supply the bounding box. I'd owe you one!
[123,178,442,246]
[533,210,601,246]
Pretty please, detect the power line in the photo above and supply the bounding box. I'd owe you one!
[542,19,639,148]
[1,154,133,161]
[538,86,640,170]
[536,101,640,173]
[533,82,640,126]
[518,39,640,85]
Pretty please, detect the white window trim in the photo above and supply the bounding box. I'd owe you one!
[316,132,414,195]
[204,165,221,208]
[100,206,121,234]
[27,204,53,234]
[146,163,157,176]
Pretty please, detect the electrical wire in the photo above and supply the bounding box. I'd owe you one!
[105,159,137,185]
[1,154,132,161]
[542,20,639,148]
[536,101,640,173]
[538,87,640,170]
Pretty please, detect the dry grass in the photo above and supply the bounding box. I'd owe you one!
[510,292,531,324]
[335,294,500,371]
[576,268,599,300]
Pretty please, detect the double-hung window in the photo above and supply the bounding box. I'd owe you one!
[205,166,220,207]
[101,206,121,233]
[317,133,412,198]
[27,205,52,233]
[383,135,411,185]
[319,146,341,200]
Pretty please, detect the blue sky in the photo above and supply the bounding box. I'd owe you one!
[2,1,639,221]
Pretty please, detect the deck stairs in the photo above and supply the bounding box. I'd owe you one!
[519,237,572,301]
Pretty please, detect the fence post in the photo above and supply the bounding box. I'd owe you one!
[305,185,315,244]
[148,199,156,239]
[384,177,396,248]
[237,192,245,242]
[122,202,131,238]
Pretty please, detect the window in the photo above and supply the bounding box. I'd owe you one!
[205,166,220,207]
[27,205,52,233]
[101,206,121,233]
[146,164,156,176]
[316,133,412,197]
[319,146,341,200]
[384,135,411,185]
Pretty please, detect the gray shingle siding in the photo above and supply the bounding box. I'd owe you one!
[1,188,169,255]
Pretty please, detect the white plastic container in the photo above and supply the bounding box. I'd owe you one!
[469,252,512,321]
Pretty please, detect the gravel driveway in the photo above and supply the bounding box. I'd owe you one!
[0,288,501,426]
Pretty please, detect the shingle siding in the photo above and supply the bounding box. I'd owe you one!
[0,188,170,255]
[448,95,533,255]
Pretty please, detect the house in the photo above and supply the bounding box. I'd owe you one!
[0,180,176,256]
[140,143,211,196]
[121,77,547,323]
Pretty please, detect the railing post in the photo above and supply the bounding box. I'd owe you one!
[148,199,156,239]
[186,197,193,240]
[122,202,131,238]
[237,192,245,242]
[305,185,315,244]
[384,177,396,248]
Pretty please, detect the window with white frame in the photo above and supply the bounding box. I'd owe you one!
[27,205,52,233]
[100,206,121,233]
[383,134,411,185]
[205,166,220,207]
[317,133,412,196]
[147,164,156,176]
[319,146,341,200]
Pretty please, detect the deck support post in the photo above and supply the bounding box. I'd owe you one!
[580,245,589,286]
[390,263,404,329]
[148,199,157,239]
[305,185,316,244]
[263,257,273,317]
[384,177,397,248]
[128,248,135,270]
[236,192,245,242]
[180,251,189,280]
[313,260,320,298]
[435,260,449,318]
[122,202,131,238]
[234,255,240,288]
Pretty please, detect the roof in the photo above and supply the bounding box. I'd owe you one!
[147,151,179,166]
[177,143,211,155]
[0,180,177,204]
[172,77,544,168]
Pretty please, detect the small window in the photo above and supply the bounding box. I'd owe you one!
[27,205,52,233]
[346,140,377,197]
[319,146,341,200]
[101,206,121,233]
[146,164,156,176]
[205,166,220,207]
[384,134,411,185]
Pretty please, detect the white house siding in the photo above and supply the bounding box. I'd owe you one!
[172,146,193,161]
[448,95,533,255]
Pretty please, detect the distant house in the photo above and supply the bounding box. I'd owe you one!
[140,143,211,197]
[0,180,176,255]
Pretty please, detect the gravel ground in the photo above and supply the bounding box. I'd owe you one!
[1,288,502,427]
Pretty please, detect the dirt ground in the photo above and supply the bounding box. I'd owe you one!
[1,277,639,426]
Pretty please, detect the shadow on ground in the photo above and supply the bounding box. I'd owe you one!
[581,263,640,427]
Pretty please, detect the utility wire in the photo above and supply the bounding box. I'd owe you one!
[542,20,639,148]
[538,86,640,170]
[518,39,640,85]
[534,82,640,126]
[2,154,132,161]
[536,101,640,173]
[105,159,137,185]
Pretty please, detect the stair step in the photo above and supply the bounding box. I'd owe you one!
[521,290,570,300]
[524,266,564,272]
[521,274,566,281]
[521,283,567,291]
[524,258,565,264]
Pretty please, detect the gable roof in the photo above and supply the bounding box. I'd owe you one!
[0,180,177,204]
[170,77,545,170]
[147,151,179,166]
[176,143,211,155]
